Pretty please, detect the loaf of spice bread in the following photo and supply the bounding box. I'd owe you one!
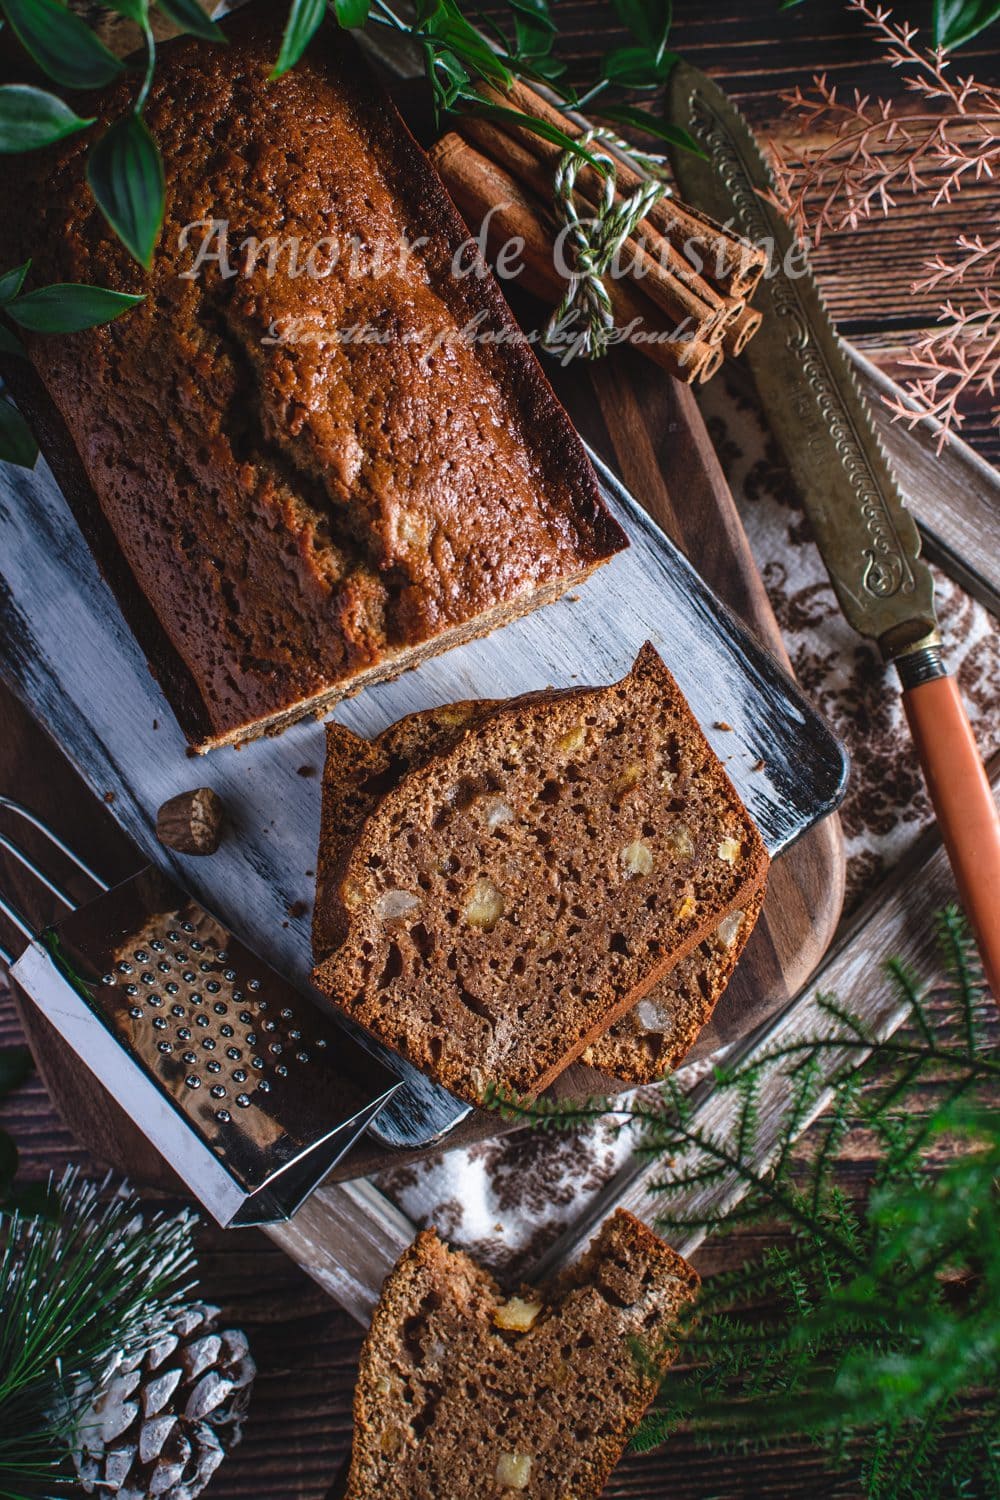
[312,645,770,1104]
[2,10,625,751]
[313,689,767,1084]
[343,1209,699,1499]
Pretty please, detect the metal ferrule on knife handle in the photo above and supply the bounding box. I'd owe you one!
[668,64,1000,998]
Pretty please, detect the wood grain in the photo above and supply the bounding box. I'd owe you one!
[1,349,846,1191]
[849,347,1000,617]
[0,3,996,1496]
[535,753,1000,1280]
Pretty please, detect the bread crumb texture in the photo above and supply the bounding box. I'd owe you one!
[5,12,623,746]
[312,644,769,1102]
[345,1209,699,1499]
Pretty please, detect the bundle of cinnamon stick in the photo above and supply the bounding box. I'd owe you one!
[429,79,767,385]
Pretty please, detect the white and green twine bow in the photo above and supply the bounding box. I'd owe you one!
[542,130,669,360]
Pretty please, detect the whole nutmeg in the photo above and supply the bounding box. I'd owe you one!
[156,788,225,856]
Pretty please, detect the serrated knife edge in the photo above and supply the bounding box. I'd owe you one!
[668,62,937,657]
[667,60,1000,998]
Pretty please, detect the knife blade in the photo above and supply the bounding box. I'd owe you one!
[667,62,1000,994]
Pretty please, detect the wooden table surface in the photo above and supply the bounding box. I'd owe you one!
[1,2,997,1496]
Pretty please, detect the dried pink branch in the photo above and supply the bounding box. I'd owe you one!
[886,292,1000,452]
[767,0,1000,446]
[766,1,1000,243]
[912,235,1000,292]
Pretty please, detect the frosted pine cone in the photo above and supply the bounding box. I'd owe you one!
[73,1302,255,1500]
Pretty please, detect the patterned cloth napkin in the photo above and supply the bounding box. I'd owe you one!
[372,372,1000,1275]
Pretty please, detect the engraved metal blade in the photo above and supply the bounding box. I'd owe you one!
[667,63,937,657]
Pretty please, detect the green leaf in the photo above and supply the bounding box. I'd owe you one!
[0,1046,32,1098]
[0,260,30,302]
[333,0,368,25]
[0,396,38,467]
[86,112,165,267]
[155,0,226,40]
[0,0,125,89]
[933,0,1000,47]
[508,0,556,58]
[609,0,671,51]
[6,282,144,332]
[418,0,512,85]
[463,101,605,170]
[0,322,27,357]
[103,0,147,21]
[509,0,555,29]
[601,43,677,89]
[594,103,705,157]
[0,84,95,153]
[433,48,471,109]
[272,0,327,77]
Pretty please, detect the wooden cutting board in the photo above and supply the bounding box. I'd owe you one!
[2,345,844,1190]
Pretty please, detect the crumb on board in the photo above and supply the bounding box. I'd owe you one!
[103,791,115,804]
[297,765,317,778]
[714,720,734,732]
[305,868,315,878]
[752,758,766,772]
[152,719,159,730]
[286,899,308,920]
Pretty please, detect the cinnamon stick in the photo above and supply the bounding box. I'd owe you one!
[455,112,729,341]
[477,79,767,301]
[723,304,763,358]
[429,134,714,384]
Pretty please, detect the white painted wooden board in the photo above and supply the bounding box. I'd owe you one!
[0,442,846,1150]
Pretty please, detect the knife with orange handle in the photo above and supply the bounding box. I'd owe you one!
[899,653,1000,994]
[668,63,1000,995]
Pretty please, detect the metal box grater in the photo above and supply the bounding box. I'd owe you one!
[1,801,402,1227]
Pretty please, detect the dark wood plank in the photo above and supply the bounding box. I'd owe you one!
[0,4,995,1495]
[482,0,1000,464]
[2,346,845,1190]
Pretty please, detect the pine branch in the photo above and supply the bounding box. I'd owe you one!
[494,908,999,1495]
[640,916,1000,1496]
[0,1171,198,1499]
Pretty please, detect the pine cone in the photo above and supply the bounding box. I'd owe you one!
[74,1302,256,1500]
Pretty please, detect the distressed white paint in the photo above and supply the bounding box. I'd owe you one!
[0,443,844,1154]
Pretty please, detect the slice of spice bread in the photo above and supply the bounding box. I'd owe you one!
[585,888,765,1081]
[343,1209,699,1499]
[312,645,769,1103]
[313,698,765,1084]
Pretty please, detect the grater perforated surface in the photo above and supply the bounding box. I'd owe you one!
[44,866,399,1198]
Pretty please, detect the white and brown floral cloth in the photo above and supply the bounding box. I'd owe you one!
[373,373,1000,1275]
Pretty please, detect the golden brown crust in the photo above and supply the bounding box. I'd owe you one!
[313,645,770,1104]
[313,696,767,1083]
[2,9,624,750]
[346,1209,698,1499]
